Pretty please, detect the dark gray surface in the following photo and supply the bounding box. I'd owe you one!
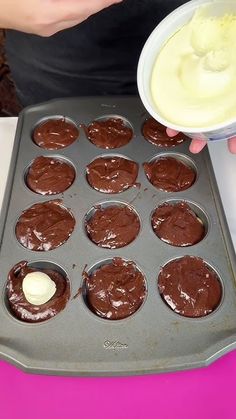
[0,96,236,376]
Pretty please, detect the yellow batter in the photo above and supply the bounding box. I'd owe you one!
[151,7,236,128]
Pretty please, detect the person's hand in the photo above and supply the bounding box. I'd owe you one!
[166,128,236,154]
[0,0,123,36]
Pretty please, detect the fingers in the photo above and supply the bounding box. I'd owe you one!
[227,137,236,153]
[166,127,179,137]
[167,126,236,154]
[189,139,207,153]
[190,137,236,154]
[166,127,207,154]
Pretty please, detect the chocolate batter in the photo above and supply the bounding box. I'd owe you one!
[84,117,133,149]
[152,202,205,246]
[15,200,75,251]
[87,156,139,193]
[86,205,140,248]
[26,156,75,195]
[142,118,186,147]
[84,258,146,320]
[33,118,79,150]
[158,256,222,318]
[7,261,70,323]
[143,157,196,192]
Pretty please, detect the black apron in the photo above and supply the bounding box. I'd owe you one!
[5,0,187,106]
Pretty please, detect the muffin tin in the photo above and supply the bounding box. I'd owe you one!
[0,96,236,376]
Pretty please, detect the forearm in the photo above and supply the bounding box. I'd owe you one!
[0,0,122,36]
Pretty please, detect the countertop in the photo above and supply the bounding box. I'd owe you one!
[0,117,236,419]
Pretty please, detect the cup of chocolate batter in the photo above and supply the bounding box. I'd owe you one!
[137,0,236,142]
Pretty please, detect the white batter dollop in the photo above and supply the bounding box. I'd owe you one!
[22,271,56,305]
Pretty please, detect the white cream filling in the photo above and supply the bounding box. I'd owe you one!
[22,271,56,305]
[151,7,236,128]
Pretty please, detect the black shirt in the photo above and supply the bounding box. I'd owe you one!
[6,0,187,105]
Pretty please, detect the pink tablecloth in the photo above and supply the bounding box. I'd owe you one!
[1,351,235,419]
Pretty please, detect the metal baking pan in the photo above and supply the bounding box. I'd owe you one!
[0,96,236,376]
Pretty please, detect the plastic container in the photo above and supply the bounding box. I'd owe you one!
[137,0,236,141]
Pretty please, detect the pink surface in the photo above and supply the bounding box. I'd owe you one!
[1,351,236,419]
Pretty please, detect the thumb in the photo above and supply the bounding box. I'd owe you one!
[166,128,179,137]
[227,137,236,153]
[189,139,207,153]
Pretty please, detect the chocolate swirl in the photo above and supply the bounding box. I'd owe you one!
[142,118,186,147]
[85,118,133,149]
[87,156,138,193]
[143,157,196,192]
[158,256,222,317]
[15,200,75,251]
[7,261,70,323]
[33,118,79,150]
[86,205,140,248]
[26,156,75,195]
[84,258,146,320]
[152,202,205,246]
